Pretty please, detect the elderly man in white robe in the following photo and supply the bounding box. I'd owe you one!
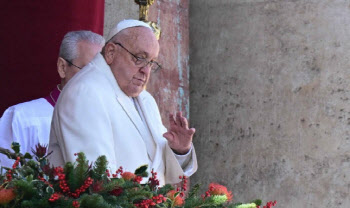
[0,31,104,168]
[49,20,197,185]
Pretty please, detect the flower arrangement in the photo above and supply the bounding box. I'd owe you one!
[0,143,277,208]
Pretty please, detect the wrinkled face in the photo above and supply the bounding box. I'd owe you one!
[108,27,159,97]
[65,41,103,83]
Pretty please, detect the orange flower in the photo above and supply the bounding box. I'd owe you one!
[0,188,15,205]
[167,190,184,206]
[208,183,233,201]
[121,172,136,181]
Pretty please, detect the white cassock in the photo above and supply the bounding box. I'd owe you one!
[49,53,198,185]
[0,98,53,168]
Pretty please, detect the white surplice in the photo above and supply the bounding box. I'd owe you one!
[0,98,53,168]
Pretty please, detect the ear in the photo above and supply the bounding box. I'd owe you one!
[57,57,67,78]
[104,43,116,65]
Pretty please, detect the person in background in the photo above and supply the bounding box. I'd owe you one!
[49,19,198,186]
[0,30,105,168]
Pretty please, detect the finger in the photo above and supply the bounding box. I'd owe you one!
[185,128,195,139]
[168,113,176,126]
[188,128,196,135]
[163,132,174,142]
[180,116,189,129]
[176,111,183,127]
[176,112,183,127]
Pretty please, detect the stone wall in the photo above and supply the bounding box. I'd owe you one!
[190,1,350,207]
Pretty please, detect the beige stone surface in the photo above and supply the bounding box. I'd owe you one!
[104,0,139,40]
[190,0,350,207]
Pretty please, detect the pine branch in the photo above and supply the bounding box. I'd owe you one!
[91,155,108,180]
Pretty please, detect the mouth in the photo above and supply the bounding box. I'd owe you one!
[132,77,145,86]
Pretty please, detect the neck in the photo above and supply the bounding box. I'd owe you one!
[60,80,66,89]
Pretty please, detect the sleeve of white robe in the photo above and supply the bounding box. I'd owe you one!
[154,107,198,182]
[174,144,193,169]
[50,83,117,172]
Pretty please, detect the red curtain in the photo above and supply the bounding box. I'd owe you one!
[0,1,105,115]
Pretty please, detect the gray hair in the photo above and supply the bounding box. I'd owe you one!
[59,30,105,62]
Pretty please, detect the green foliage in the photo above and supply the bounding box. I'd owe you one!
[80,194,115,208]
[125,187,153,202]
[187,183,200,198]
[73,153,90,189]
[0,144,276,208]
[101,194,119,205]
[233,203,258,208]
[64,162,74,176]
[17,164,35,177]
[158,184,174,195]
[23,152,33,159]
[134,165,148,177]
[184,195,228,208]
[103,178,123,192]
[251,199,262,206]
[26,160,39,169]
[11,142,20,154]
[13,179,38,199]
[63,153,90,193]
[19,198,51,208]
[91,155,108,180]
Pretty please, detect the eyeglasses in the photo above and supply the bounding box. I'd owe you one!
[112,42,162,72]
[63,58,82,69]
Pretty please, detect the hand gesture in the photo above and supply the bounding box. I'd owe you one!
[163,112,195,155]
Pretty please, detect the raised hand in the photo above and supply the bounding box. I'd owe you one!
[163,112,195,155]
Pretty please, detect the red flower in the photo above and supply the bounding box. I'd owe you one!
[0,188,15,205]
[208,183,233,201]
[92,180,104,193]
[121,172,136,181]
[167,190,184,206]
[32,144,48,158]
[110,188,123,196]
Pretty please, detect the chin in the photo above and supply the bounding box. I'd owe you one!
[128,89,143,97]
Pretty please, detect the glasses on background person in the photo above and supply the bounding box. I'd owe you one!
[63,59,82,69]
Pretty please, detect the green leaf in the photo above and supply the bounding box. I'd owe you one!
[11,142,20,153]
[234,203,257,208]
[134,165,148,176]
[251,199,262,206]
[26,174,33,182]
[24,153,33,159]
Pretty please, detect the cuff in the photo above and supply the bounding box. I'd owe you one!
[174,144,193,168]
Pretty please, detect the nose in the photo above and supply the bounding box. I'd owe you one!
[139,63,152,74]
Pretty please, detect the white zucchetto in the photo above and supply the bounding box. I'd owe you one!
[106,19,152,42]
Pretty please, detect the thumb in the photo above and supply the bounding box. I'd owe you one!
[163,132,174,142]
